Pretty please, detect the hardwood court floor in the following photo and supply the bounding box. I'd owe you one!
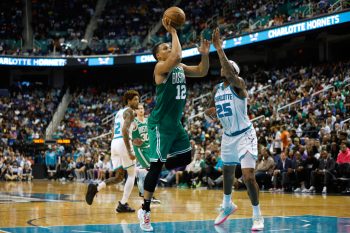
[0,180,350,231]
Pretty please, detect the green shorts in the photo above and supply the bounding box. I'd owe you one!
[134,146,151,169]
[148,123,191,162]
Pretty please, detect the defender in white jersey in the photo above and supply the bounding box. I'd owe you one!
[86,90,140,213]
[205,28,264,231]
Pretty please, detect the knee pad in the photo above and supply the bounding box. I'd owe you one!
[144,160,164,192]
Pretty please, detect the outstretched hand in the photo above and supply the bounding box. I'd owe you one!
[162,17,176,34]
[197,36,210,55]
[212,27,223,50]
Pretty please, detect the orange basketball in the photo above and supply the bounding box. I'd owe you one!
[163,6,186,29]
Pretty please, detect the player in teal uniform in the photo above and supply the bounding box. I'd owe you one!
[207,28,263,231]
[86,90,139,213]
[138,18,210,232]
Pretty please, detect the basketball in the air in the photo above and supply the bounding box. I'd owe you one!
[163,6,186,29]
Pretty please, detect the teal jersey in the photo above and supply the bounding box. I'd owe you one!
[113,107,129,139]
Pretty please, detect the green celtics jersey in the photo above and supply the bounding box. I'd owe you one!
[132,118,149,148]
[149,65,187,127]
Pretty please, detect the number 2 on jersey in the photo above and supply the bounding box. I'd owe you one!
[216,103,233,118]
[114,122,121,136]
[176,85,186,100]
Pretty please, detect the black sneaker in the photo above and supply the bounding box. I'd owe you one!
[116,201,135,213]
[86,183,98,205]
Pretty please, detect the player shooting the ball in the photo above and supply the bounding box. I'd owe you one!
[137,8,211,232]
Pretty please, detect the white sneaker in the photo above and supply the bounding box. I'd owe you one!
[214,202,238,225]
[214,225,227,233]
[308,186,315,193]
[322,186,327,194]
[301,188,308,193]
[138,208,153,232]
[252,216,264,231]
[151,197,161,204]
[294,188,301,192]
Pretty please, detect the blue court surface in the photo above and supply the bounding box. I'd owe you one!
[1,215,349,233]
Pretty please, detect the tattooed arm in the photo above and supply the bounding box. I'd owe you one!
[212,28,247,96]
[122,108,136,160]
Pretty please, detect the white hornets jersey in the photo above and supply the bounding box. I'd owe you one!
[113,107,130,139]
[214,82,251,136]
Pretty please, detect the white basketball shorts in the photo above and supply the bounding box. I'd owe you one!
[111,138,135,170]
[221,127,258,168]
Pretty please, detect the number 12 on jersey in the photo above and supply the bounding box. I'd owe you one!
[176,85,186,100]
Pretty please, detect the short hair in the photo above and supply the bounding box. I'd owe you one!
[123,90,140,105]
[152,42,163,61]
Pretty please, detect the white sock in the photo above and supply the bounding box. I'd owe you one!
[120,166,136,204]
[252,204,261,217]
[222,194,232,208]
[97,181,106,191]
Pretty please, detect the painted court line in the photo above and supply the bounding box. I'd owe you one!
[268,229,291,232]
[0,230,13,233]
[71,230,102,233]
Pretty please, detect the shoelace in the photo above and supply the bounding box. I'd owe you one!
[144,213,150,224]
[253,217,262,223]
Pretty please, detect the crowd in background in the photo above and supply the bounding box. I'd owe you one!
[1,60,350,194]
[1,0,349,56]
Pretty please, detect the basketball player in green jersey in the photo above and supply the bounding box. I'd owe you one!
[132,103,161,204]
[132,103,151,169]
[138,18,210,232]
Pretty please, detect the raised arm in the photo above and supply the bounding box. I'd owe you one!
[181,36,210,77]
[154,19,182,84]
[122,109,136,160]
[212,28,246,91]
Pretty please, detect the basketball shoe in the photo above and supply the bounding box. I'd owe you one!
[85,183,98,205]
[116,201,135,213]
[138,208,153,231]
[214,202,238,225]
[251,216,264,231]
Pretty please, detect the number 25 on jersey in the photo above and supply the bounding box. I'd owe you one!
[216,103,233,118]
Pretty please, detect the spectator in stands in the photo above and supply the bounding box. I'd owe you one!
[272,126,282,155]
[181,152,205,188]
[255,146,275,189]
[22,163,33,181]
[205,155,224,189]
[66,156,75,181]
[336,141,350,194]
[271,151,293,192]
[75,156,86,182]
[58,156,68,182]
[293,151,308,192]
[99,155,112,181]
[308,147,336,194]
[303,147,319,189]
[281,125,290,150]
[4,161,17,181]
[85,157,95,181]
[45,146,58,180]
